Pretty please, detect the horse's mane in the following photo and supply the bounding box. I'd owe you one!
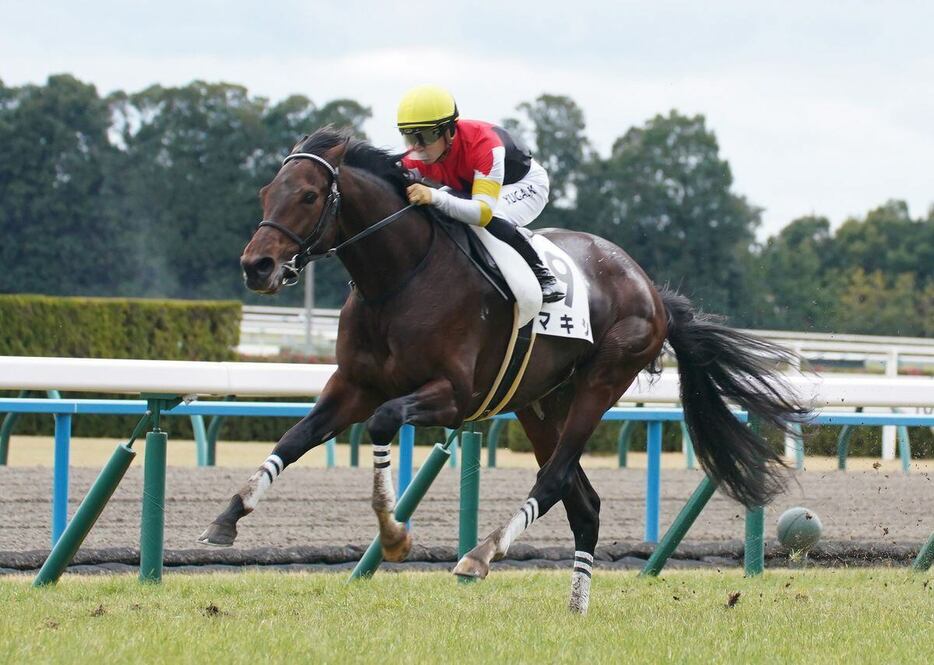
[294,127,408,197]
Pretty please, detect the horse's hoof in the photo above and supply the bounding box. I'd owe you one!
[380,529,412,563]
[452,554,489,580]
[197,522,237,547]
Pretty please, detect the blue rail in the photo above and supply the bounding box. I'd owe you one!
[1,397,932,548]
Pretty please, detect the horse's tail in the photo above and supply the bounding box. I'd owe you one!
[659,287,808,507]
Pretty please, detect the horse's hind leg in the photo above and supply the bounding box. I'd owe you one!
[455,397,601,613]
[521,401,601,613]
[198,373,376,546]
[455,315,662,592]
[563,467,600,614]
[366,377,461,562]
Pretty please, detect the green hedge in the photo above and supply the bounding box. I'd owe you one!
[0,294,241,360]
[0,295,242,438]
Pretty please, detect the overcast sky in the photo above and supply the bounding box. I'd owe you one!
[3,1,932,238]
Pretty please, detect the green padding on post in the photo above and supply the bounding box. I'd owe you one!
[191,415,208,467]
[349,423,364,468]
[897,426,911,474]
[617,421,636,468]
[349,442,452,580]
[641,475,717,576]
[205,414,226,467]
[139,430,168,583]
[34,443,136,586]
[0,390,29,465]
[744,506,765,576]
[680,421,696,470]
[913,532,934,572]
[487,419,504,468]
[458,432,482,560]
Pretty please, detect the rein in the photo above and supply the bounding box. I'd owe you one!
[256,151,417,286]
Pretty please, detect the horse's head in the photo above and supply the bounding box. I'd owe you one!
[241,137,349,293]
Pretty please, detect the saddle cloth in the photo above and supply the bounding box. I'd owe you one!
[469,227,594,343]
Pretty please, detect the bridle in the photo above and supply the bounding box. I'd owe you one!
[256,151,417,287]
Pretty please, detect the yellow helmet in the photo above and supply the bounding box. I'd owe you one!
[396,85,459,130]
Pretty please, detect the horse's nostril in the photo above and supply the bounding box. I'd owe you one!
[244,256,276,280]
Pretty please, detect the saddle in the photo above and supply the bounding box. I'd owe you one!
[430,212,513,302]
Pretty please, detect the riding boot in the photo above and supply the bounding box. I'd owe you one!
[485,217,566,303]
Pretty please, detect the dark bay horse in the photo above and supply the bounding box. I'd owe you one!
[199,127,804,613]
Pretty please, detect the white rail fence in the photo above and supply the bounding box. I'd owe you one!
[2,355,932,409]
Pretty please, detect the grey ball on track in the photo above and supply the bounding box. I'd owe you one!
[777,507,823,551]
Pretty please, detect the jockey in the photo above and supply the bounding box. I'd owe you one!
[397,85,565,303]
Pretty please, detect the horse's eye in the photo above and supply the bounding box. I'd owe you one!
[302,191,318,204]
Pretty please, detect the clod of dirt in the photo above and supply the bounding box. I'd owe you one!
[795,592,809,602]
[872,462,882,470]
[43,619,59,630]
[90,605,106,617]
[202,603,223,617]
[726,591,741,608]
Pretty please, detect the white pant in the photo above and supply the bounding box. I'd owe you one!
[492,159,550,227]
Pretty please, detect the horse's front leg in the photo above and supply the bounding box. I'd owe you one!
[367,377,462,562]
[198,372,377,546]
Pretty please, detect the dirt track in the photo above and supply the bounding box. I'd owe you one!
[2,463,931,565]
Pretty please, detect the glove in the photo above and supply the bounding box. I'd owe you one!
[406,183,433,206]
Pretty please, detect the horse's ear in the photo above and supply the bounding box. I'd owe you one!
[326,137,352,167]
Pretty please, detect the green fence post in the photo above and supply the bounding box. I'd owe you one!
[913,532,934,572]
[744,506,766,576]
[790,422,805,471]
[349,440,454,580]
[447,428,459,468]
[326,437,336,468]
[33,409,151,587]
[617,421,636,468]
[896,426,911,474]
[204,395,232,466]
[191,415,208,467]
[836,407,863,470]
[139,395,177,583]
[743,415,766,576]
[680,421,696,470]
[349,423,365,468]
[488,419,504,468]
[0,390,30,465]
[458,430,482,583]
[33,442,138,586]
[641,475,717,576]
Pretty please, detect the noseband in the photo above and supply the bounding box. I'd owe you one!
[256,151,417,287]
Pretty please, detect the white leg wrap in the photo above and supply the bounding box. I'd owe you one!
[241,454,284,511]
[497,498,539,555]
[568,550,593,614]
[372,444,396,512]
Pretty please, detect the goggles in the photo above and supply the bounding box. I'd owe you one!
[400,124,446,148]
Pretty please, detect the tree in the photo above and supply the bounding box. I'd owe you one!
[108,82,271,299]
[834,269,926,336]
[575,111,760,315]
[0,75,129,295]
[830,200,933,283]
[504,94,590,208]
[755,216,839,331]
